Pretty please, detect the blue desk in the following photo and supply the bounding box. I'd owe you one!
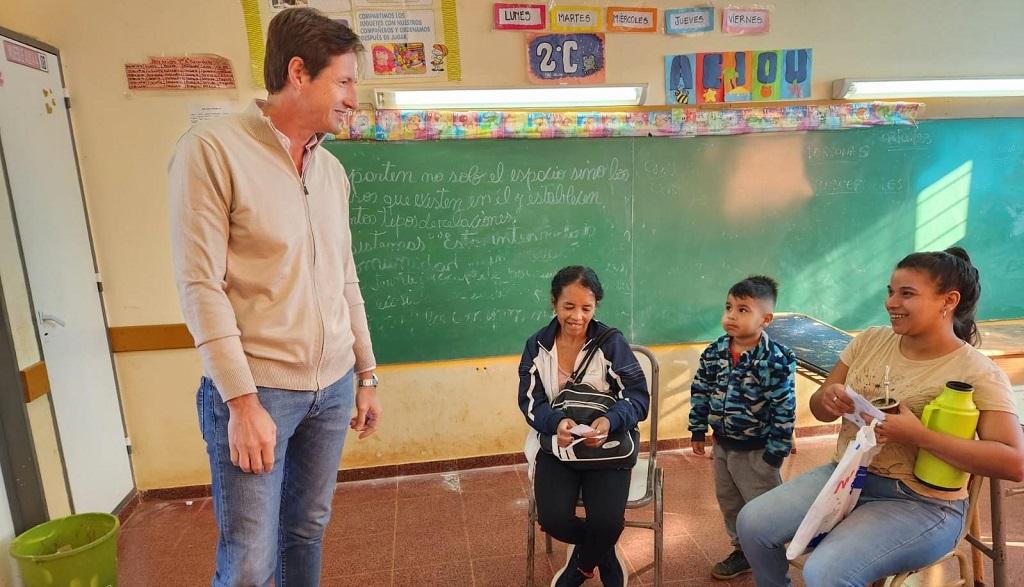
[764,313,852,382]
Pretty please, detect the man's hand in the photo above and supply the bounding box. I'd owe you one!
[351,385,382,439]
[582,417,611,448]
[691,440,706,456]
[226,393,277,474]
[556,418,578,448]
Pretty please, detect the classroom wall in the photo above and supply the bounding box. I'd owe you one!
[1,0,1022,490]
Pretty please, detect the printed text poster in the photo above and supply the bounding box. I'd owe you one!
[357,9,444,78]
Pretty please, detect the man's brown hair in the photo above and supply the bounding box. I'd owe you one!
[264,8,364,93]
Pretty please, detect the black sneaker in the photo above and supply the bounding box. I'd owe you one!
[597,544,628,586]
[551,544,592,587]
[711,549,750,580]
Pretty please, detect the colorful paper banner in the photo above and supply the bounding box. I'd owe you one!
[666,49,811,104]
[722,8,771,35]
[664,7,715,35]
[606,7,658,33]
[331,102,922,141]
[494,3,546,30]
[527,33,605,84]
[549,5,603,32]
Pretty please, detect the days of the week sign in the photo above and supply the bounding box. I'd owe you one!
[664,7,715,35]
[606,7,658,33]
[493,3,547,30]
[549,5,603,33]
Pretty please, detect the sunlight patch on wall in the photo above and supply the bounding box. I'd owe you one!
[915,161,972,251]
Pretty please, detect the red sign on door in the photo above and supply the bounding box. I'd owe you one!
[4,40,48,72]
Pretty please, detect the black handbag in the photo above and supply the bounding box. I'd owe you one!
[541,328,639,470]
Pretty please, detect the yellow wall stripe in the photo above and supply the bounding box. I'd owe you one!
[440,0,462,82]
[240,0,266,88]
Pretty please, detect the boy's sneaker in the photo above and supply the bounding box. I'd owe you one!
[596,544,628,586]
[551,544,593,587]
[711,549,751,580]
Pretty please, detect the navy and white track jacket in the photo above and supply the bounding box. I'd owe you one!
[518,318,649,469]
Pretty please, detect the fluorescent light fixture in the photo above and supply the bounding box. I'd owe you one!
[374,85,647,109]
[833,77,1024,99]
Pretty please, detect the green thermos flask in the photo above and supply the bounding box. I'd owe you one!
[913,381,980,490]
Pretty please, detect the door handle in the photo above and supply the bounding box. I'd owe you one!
[38,312,66,328]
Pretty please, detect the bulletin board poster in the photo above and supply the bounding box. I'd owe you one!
[665,49,812,105]
[357,10,439,79]
[527,33,605,85]
[240,0,461,87]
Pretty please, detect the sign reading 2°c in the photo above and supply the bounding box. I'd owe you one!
[527,33,605,84]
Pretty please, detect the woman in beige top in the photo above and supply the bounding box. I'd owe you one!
[736,247,1024,586]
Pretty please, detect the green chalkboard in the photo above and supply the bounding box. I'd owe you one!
[325,119,1024,364]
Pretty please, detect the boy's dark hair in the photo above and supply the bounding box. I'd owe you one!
[896,246,981,346]
[728,275,779,305]
[550,266,604,303]
[264,8,364,93]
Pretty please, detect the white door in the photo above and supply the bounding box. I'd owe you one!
[0,33,133,514]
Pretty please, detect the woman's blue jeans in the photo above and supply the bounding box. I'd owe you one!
[737,463,967,587]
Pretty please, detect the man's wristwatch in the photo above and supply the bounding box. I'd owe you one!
[357,373,379,388]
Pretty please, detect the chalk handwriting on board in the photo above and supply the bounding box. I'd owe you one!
[348,158,632,340]
[330,119,1024,364]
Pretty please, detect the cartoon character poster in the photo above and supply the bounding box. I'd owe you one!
[372,43,427,75]
[241,0,461,88]
[430,44,448,72]
[357,9,442,79]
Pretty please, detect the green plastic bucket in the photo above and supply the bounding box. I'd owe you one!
[8,513,119,587]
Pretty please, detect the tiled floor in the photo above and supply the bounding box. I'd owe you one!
[117,436,1024,586]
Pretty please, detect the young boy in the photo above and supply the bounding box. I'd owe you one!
[688,275,797,580]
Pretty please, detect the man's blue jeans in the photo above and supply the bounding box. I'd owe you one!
[736,463,967,587]
[197,371,354,587]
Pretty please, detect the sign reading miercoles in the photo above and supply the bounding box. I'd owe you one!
[549,6,603,32]
[527,33,605,84]
[721,8,771,35]
[665,48,812,104]
[606,7,658,33]
[664,7,715,35]
[494,3,546,30]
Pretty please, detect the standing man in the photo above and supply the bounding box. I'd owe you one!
[169,8,380,586]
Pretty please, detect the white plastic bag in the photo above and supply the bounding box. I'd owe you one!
[786,421,882,560]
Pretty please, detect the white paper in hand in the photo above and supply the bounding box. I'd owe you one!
[569,424,596,436]
[842,385,886,428]
[567,423,607,447]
